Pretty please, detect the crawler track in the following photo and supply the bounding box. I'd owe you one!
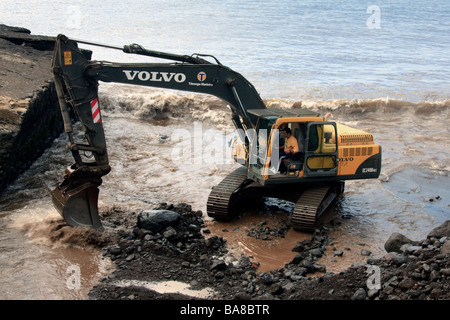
[206,167,250,220]
[291,182,344,232]
[208,167,344,232]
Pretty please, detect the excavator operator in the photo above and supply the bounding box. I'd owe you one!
[282,127,299,155]
[279,127,301,174]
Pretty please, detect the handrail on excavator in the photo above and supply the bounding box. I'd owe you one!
[69,36,215,65]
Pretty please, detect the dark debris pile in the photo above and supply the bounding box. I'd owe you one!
[88,203,449,300]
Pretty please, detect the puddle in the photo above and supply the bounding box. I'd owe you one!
[205,211,311,273]
[112,279,216,299]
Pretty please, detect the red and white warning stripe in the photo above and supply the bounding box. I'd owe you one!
[90,98,101,123]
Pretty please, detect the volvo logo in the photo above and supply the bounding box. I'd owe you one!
[122,70,186,83]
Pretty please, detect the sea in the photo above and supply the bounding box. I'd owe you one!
[0,0,449,299]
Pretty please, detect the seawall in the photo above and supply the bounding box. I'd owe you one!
[0,24,61,193]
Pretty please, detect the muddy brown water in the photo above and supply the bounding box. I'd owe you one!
[0,86,448,299]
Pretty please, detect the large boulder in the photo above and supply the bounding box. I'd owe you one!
[137,210,181,233]
[428,220,450,239]
[384,232,416,253]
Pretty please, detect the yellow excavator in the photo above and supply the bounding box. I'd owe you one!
[51,35,381,232]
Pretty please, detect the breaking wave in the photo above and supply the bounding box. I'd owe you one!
[98,83,450,125]
[290,98,450,118]
[98,84,231,128]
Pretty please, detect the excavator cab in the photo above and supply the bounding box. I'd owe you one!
[242,108,339,185]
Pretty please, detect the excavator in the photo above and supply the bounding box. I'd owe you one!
[50,34,381,232]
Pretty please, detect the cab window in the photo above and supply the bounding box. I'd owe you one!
[250,117,275,169]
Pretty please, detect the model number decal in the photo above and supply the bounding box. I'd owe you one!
[362,167,377,173]
[339,157,354,162]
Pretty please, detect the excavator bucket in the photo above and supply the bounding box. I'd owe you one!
[51,178,103,230]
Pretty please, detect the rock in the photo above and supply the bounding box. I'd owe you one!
[398,278,415,290]
[282,282,295,293]
[430,288,443,299]
[441,268,450,277]
[382,285,395,295]
[399,243,420,255]
[367,288,380,299]
[351,288,366,300]
[210,259,227,272]
[384,233,416,253]
[292,242,305,252]
[188,224,200,233]
[361,249,372,256]
[391,254,408,266]
[291,253,304,264]
[430,270,440,282]
[283,270,293,280]
[262,273,274,285]
[233,292,252,300]
[109,245,122,255]
[308,248,324,257]
[384,252,408,266]
[440,240,450,255]
[292,268,308,278]
[144,234,152,241]
[137,210,180,232]
[313,263,327,273]
[163,228,177,239]
[269,283,283,295]
[302,259,316,273]
[125,254,135,262]
[428,221,450,239]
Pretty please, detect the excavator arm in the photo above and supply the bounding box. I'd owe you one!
[51,34,266,229]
